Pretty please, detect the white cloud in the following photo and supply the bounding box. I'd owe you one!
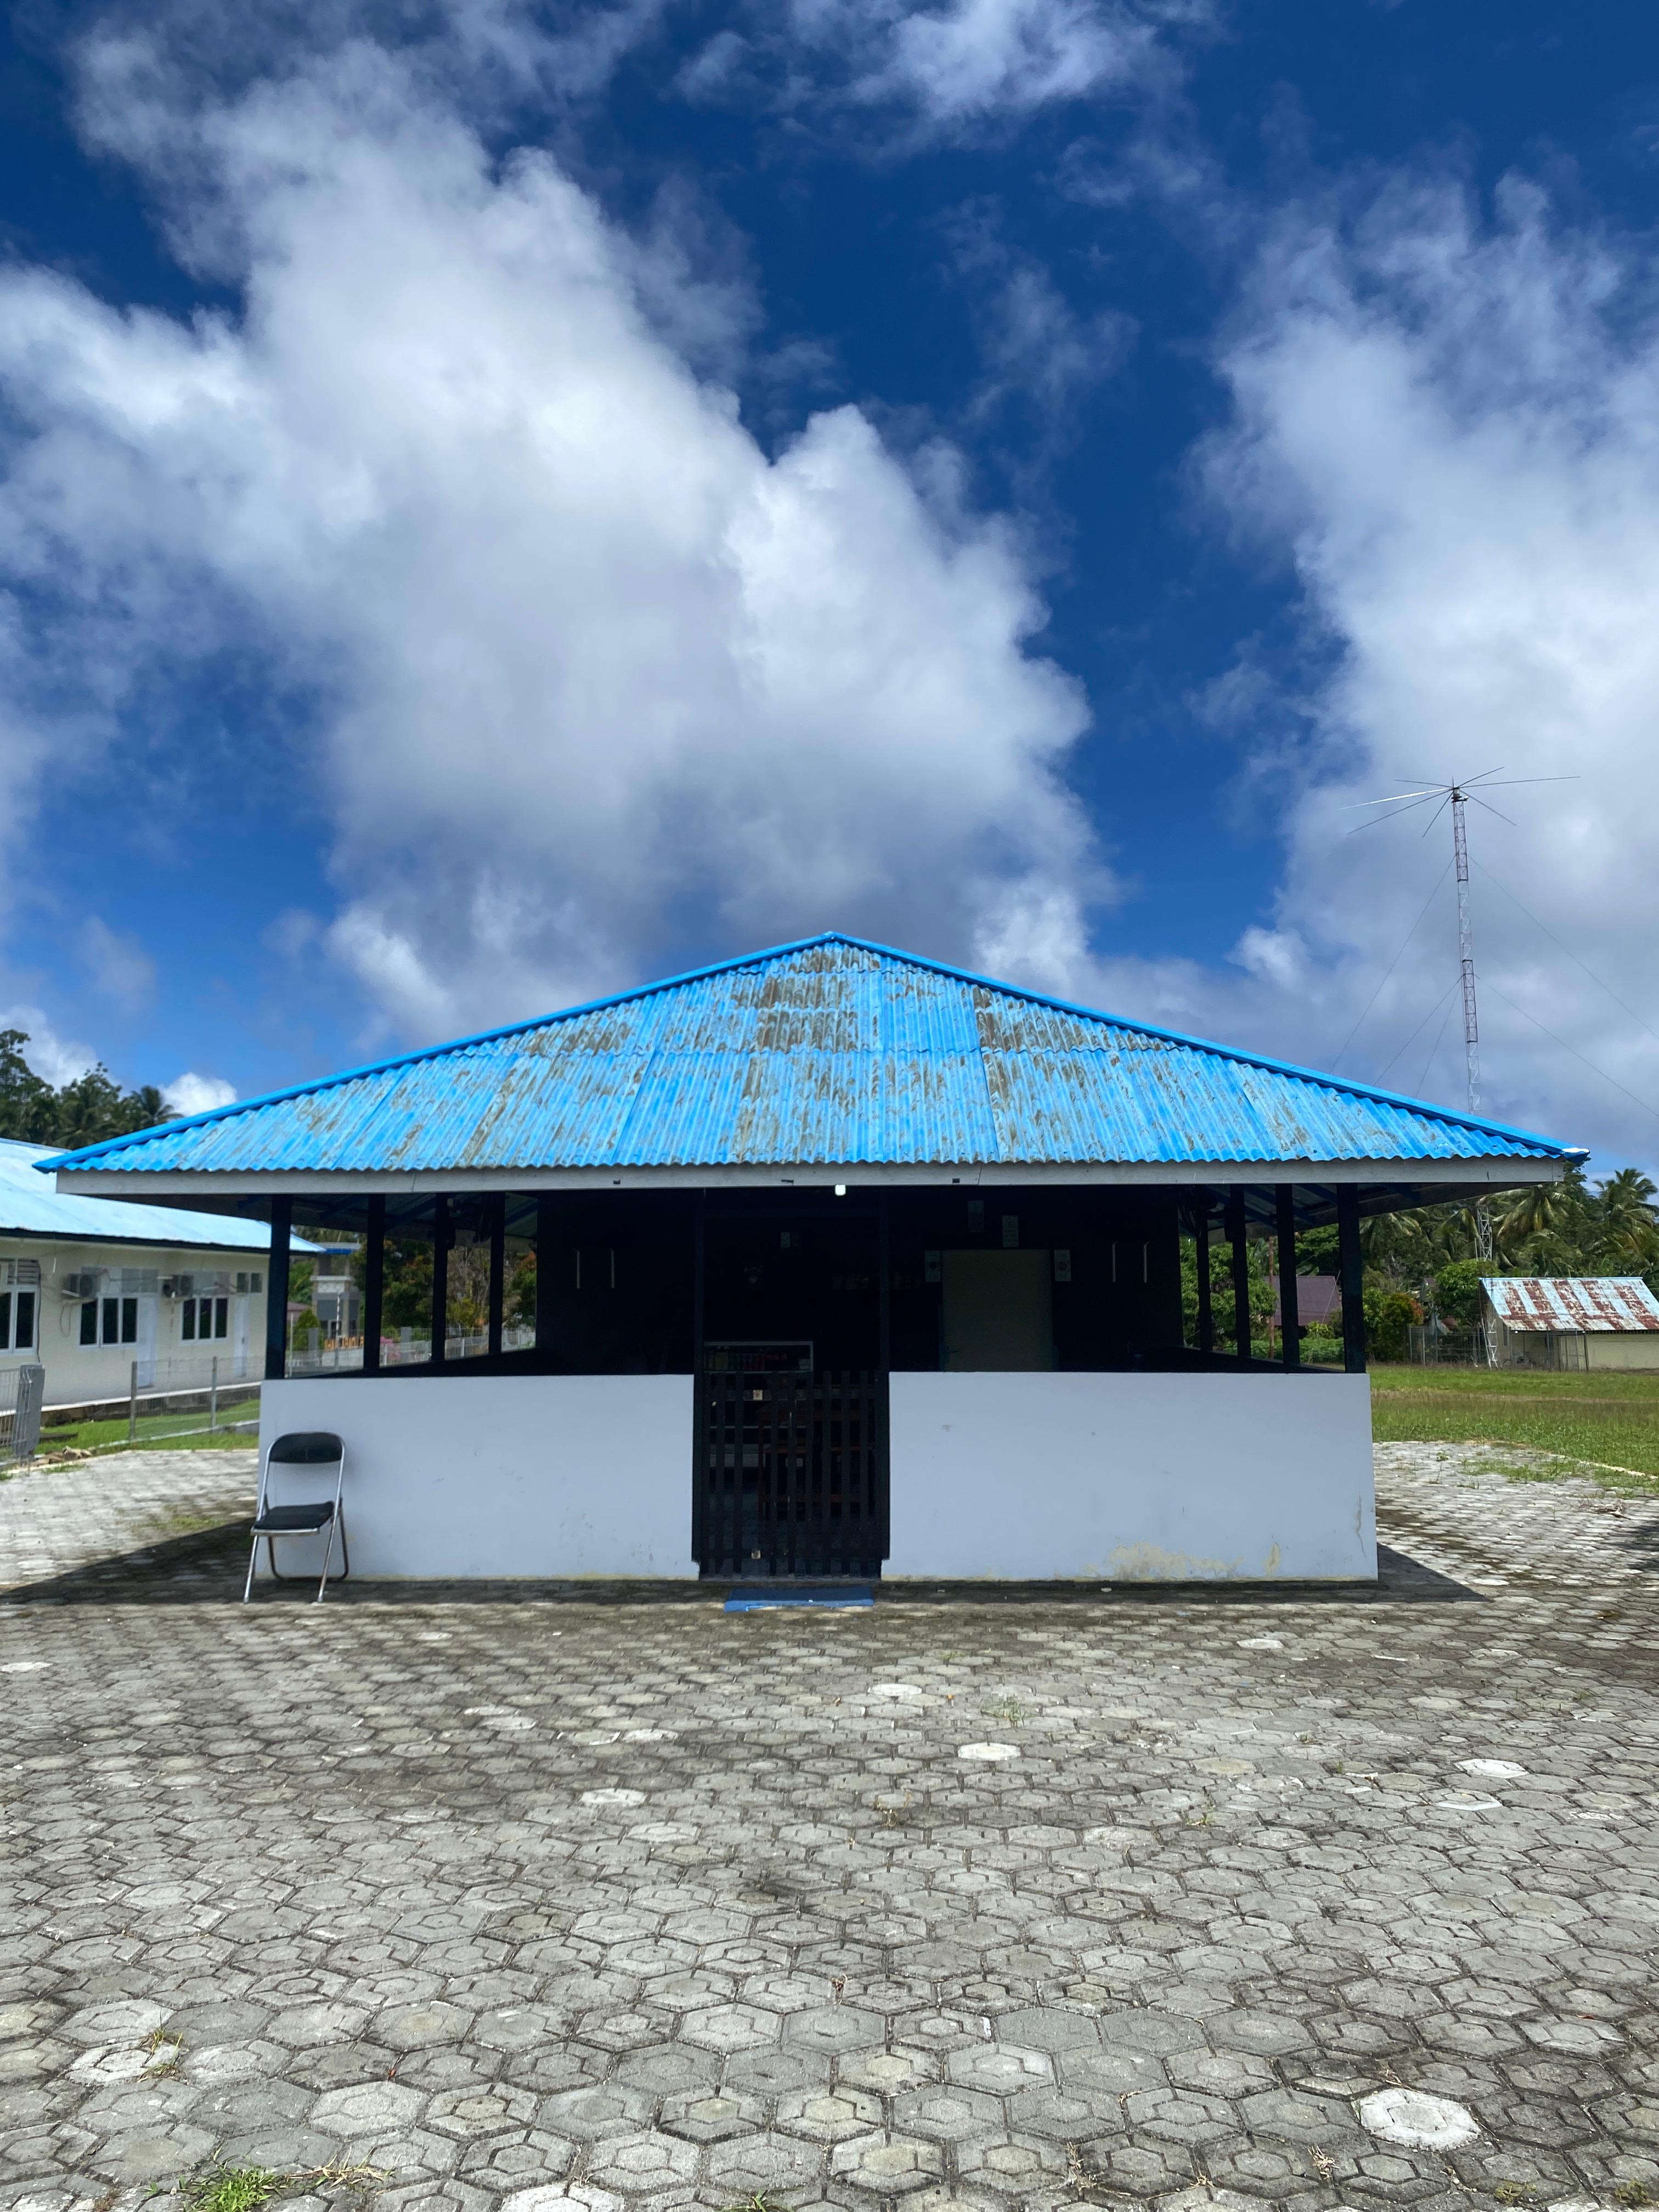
[680,0,1198,142]
[1120,172,1659,1166]
[854,0,1166,127]
[0,1007,96,1088]
[164,1071,238,1116]
[0,41,1102,1044]
[78,917,157,1008]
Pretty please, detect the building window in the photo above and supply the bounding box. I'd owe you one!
[0,1289,35,1351]
[83,1297,138,1346]
[182,1297,228,1341]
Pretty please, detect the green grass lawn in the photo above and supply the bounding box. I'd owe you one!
[35,1404,259,1455]
[1369,1362,1659,1489]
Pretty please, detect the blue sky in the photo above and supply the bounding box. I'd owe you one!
[1,0,1657,1166]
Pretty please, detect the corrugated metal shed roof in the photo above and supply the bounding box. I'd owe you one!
[1481,1277,1659,1333]
[38,935,1579,1181]
[1,1139,323,1247]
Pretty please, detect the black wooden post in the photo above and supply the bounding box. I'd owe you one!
[1276,1184,1300,1370]
[487,1195,506,1359]
[1338,1185,1367,1373]
[1227,1186,1250,1363]
[264,1195,292,1381]
[691,1192,706,1573]
[362,1195,384,1374]
[877,1189,891,1564]
[534,1196,557,1356]
[431,1194,449,1367]
[1194,1198,1214,1357]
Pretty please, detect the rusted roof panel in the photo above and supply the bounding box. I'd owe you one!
[40,934,1578,1182]
[1481,1277,1659,1332]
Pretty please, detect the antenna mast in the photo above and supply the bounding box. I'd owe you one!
[1347,764,1576,1280]
[1449,787,1494,1267]
[1452,786,1479,1115]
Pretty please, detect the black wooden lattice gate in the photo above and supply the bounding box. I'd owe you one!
[697,1371,886,1578]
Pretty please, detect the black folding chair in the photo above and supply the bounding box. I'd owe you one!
[244,1431,349,1602]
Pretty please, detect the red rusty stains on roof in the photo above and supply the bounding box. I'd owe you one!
[1480,1277,1659,1332]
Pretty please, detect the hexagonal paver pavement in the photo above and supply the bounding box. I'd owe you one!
[3,1439,1658,2211]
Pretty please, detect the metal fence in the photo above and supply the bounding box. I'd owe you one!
[1407,1323,1488,1366]
[287,1324,537,1374]
[39,1355,262,1450]
[0,1364,46,1466]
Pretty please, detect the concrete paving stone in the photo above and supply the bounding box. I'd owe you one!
[704,2128,823,2197]
[723,2046,832,2098]
[956,2130,1073,2193]
[991,2006,1101,2054]
[425,2086,540,2140]
[310,2080,428,2136]
[946,2044,1053,2094]
[837,2048,936,2096]
[774,2087,883,2143]
[680,2004,778,2053]
[535,2086,654,2143]
[3,1442,1657,2209]
[657,2087,766,2143]
[827,2131,947,2193]
[86,2124,218,2183]
[208,2123,341,2170]
[610,2045,720,2097]
[579,2128,698,2194]
[890,2084,1004,2143]
[1005,2083,1124,2142]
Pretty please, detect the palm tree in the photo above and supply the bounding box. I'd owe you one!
[1594,1167,1659,1273]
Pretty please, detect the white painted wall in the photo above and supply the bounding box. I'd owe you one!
[887,1370,1375,1581]
[256,1374,696,1579]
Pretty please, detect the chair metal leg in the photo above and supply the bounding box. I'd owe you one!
[313,1510,349,1601]
[242,1533,259,1603]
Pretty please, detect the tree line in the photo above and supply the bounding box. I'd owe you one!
[1188,1164,1658,1364]
[0,1030,173,1149]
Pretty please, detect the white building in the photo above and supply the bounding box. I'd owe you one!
[43,936,1581,1582]
[1,1138,318,1408]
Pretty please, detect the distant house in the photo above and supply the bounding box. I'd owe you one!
[1271,1275,1341,1329]
[1482,1276,1659,1372]
[1,1137,319,1407]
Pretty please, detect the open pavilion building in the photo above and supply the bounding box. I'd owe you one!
[42,936,1582,1584]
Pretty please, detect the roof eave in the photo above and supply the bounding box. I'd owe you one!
[47,1156,1569,1201]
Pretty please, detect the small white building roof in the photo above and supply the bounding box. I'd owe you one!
[0,1138,322,1251]
[1480,1276,1659,1334]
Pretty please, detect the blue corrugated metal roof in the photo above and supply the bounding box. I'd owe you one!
[2,1139,324,1244]
[37,935,1579,1179]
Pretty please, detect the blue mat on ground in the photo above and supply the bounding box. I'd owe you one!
[725,1585,874,1611]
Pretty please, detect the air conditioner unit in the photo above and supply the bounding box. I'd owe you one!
[160,1279,179,1299]
[64,1271,103,1297]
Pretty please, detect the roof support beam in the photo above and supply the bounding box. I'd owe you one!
[1227,1187,1250,1365]
[264,1196,291,1382]
[1276,1185,1300,1372]
[431,1195,449,1369]
[1338,1186,1367,1375]
[362,1197,383,1376]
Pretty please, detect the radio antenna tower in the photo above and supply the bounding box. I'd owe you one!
[1346,766,1576,1276]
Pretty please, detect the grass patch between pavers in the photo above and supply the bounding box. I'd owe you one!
[1370,1363,1659,1491]
[183,2169,287,2212]
[181,2164,384,2212]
